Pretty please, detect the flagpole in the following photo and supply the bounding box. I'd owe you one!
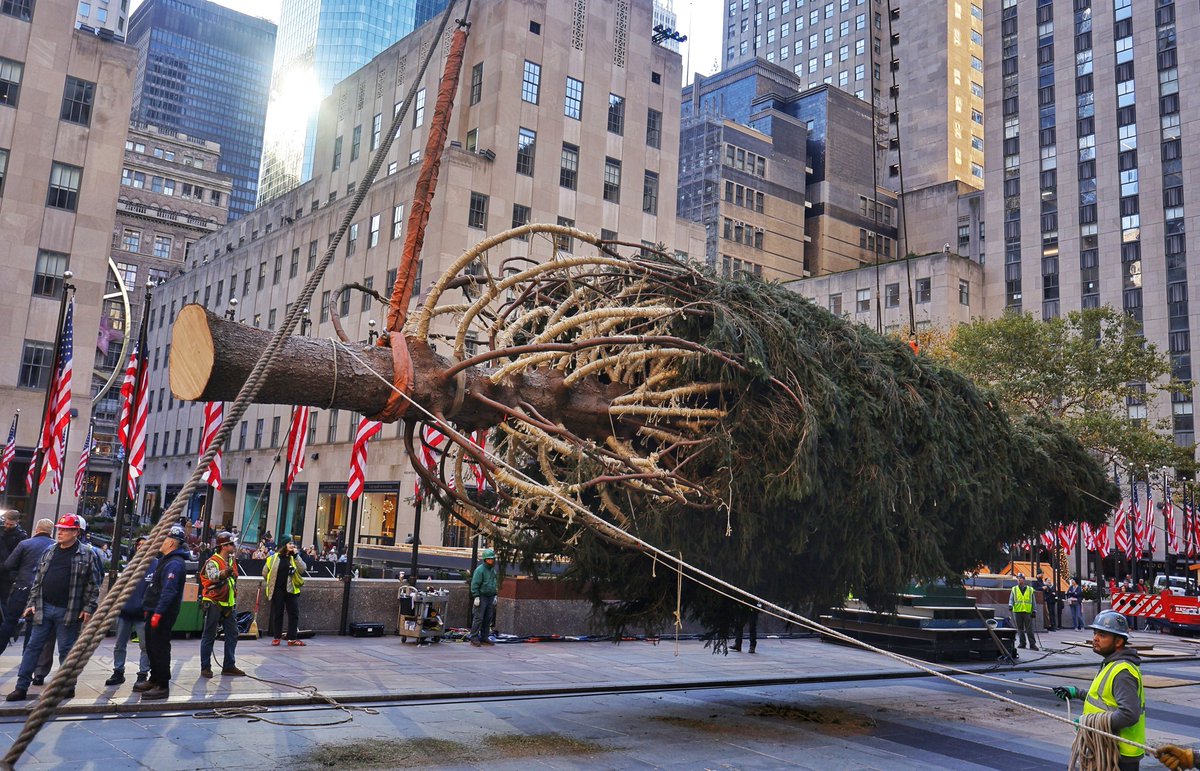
[79,418,94,505]
[52,420,72,520]
[339,496,361,635]
[108,280,153,587]
[408,484,424,587]
[27,276,75,523]
[1,410,19,507]
[278,421,290,541]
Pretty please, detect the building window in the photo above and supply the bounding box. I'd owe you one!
[522,60,541,103]
[153,235,172,259]
[564,76,583,119]
[350,124,362,161]
[885,282,900,308]
[0,58,22,107]
[468,192,488,229]
[258,262,266,290]
[0,147,7,195]
[1,0,35,22]
[308,240,318,271]
[332,136,342,170]
[646,108,662,148]
[46,162,81,210]
[511,203,530,237]
[916,278,931,303]
[556,216,574,252]
[369,213,380,247]
[465,128,477,153]
[290,248,299,278]
[413,88,426,127]
[327,410,340,443]
[33,250,67,297]
[392,204,404,240]
[371,112,382,151]
[271,416,281,448]
[347,223,358,256]
[603,158,621,202]
[60,77,95,126]
[320,290,330,322]
[856,288,871,312]
[560,143,579,189]
[607,93,625,134]
[959,279,970,305]
[516,127,536,175]
[642,171,659,214]
[469,62,483,105]
[18,341,54,389]
[829,293,843,315]
[122,228,141,253]
[362,275,374,311]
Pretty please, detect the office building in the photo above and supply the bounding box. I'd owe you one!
[127,0,275,220]
[0,0,139,519]
[255,0,450,205]
[142,0,687,552]
[76,0,128,40]
[983,0,1197,448]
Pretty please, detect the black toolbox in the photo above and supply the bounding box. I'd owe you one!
[349,621,385,637]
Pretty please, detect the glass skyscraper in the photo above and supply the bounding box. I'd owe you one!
[127,0,277,220]
[256,0,449,205]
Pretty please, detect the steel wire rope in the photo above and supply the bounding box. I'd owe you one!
[1,1,465,765]
[191,672,380,727]
[329,339,1164,757]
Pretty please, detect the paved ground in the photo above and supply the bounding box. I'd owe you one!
[0,628,1197,768]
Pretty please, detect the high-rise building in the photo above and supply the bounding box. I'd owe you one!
[142,0,688,551]
[653,0,681,52]
[983,0,1198,448]
[75,0,129,40]
[255,0,450,206]
[127,0,276,220]
[723,0,985,194]
[0,0,139,520]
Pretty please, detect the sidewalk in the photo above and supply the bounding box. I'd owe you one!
[1,626,1195,718]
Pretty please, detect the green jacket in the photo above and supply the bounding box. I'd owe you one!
[470,562,497,597]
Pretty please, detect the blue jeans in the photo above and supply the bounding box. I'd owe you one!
[1069,602,1084,630]
[199,602,238,670]
[113,615,150,674]
[470,595,496,642]
[18,604,80,690]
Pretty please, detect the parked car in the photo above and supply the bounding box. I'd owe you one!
[1152,575,1198,596]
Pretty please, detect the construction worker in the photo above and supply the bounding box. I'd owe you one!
[1009,573,1038,651]
[1156,746,1197,770]
[263,536,307,646]
[1053,610,1145,770]
[469,548,498,647]
[199,531,244,678]
[138,525,189,700]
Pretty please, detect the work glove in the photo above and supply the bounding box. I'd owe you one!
[1156,745,1195,770]
[1053,686,1079,701]
[473,597,480,608]
[150,613,162,629]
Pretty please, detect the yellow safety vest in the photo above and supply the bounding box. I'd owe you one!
[1083,659,1146,758]
[1011,585,1034,613]
[263,553,305,598]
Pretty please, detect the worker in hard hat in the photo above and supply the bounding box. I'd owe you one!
[1009,573,1038,651]
[468,548,498,647]
[1053,610,1145,770]
[1156,746,1197,770]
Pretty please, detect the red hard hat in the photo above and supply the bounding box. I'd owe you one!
[56,513,83,530]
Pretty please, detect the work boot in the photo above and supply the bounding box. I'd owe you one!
[200,668,214,679]
[135,672,148,685]
[31,676,45,686]
[749,645,757,654]
[5,690,27,702]
[730,645,742,653]
[1029,644,1039,651]
[1017,643,1026,649]
[221,666,246,677]
[482,640,495,646]
[140,685,169,700]
[105,669,126,686]
[470,640,482,647]
[132,680,155,693]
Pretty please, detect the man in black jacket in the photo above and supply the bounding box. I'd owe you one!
[0,511,29,603]
[0,519,53,655]
[139,525,189,700]
[106,536,154,688]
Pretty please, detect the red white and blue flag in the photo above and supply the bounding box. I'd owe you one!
[348,417,382,500]
[0,413,17,493]
[285,406,311,491]
[118,345,149,499]
[1057,523,1078,551]
[1114,499,1133,558]
[39,300,74,489]
[1163,480,1180,553]
[198,402,224,489]
[74,423,92,498]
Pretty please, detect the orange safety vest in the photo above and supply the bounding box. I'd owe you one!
[200,553,238,606]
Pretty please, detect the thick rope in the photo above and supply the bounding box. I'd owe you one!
[192,672,380,728]
[1069,711,1121,771]
[1,2,463,766]
[331,340,1161,758]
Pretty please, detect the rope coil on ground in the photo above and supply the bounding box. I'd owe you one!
[192,674,380,728]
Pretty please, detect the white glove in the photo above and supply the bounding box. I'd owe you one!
[473,596,480,608]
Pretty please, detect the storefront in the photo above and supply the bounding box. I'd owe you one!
[241,482,271,545]
[277,483,307,544]
[358,482,400,546]
[315,483,349,555]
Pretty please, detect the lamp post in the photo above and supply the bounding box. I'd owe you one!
[300,307,311,336]
[367,319,379,344]
[225,297,238,321]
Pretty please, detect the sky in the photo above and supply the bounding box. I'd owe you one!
[129,0,722,84]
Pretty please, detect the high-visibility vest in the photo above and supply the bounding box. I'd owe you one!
[1083,659,1146,758]
[200,554,237,607]
[263,553,305,598]
[1011,585,1034,613]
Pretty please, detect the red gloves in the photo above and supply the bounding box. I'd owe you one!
[150,613,162,629]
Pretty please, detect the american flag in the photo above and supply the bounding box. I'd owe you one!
[74,423,92,498]
[198,402,224,489]
[1163,479,1180,553]
[348,417,382,500]
[1057,523,1078,551]
[285,406,311,491]
[39,300,74,488]
[119,346,149,499]
[0,412,17,492]
[1131,480,1147,554]
[1144,485,1157,553]
[24,437,40,494]
[1040,530,1056,551]
[414,423,448,499]
[1114,500,1133,558]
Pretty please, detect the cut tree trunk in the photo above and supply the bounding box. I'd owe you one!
[169,304,630,440]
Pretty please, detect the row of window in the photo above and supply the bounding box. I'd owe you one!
[724,144,767,177]
[125,139,210,170]
[858,228,894,258]
[121,168,222,205]
[1,59,96,128]
[827,279,970,316]
[722,218,765,249]
[724,181,765,213]
[119,228,175,259]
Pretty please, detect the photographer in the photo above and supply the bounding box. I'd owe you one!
[263,536,307,647]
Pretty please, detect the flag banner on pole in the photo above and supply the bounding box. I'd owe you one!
[0,413,17,493]
[1131,480,1146,554]
[48,431,66,495]
[414,423,448,499]
[1040,530,1056,551]
[40,300,74,487]
[24,436,40,494]
[1057,523,1078,551]
[74,424,92,498]
[199,402,224,489]
[1144,485,1157,553]
[1164,479,1180,553]
[285,406,311,491]
[1115,499,1132,558]
[348,417,382,501]
[117,346,138,450]
[125,349,149,500]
